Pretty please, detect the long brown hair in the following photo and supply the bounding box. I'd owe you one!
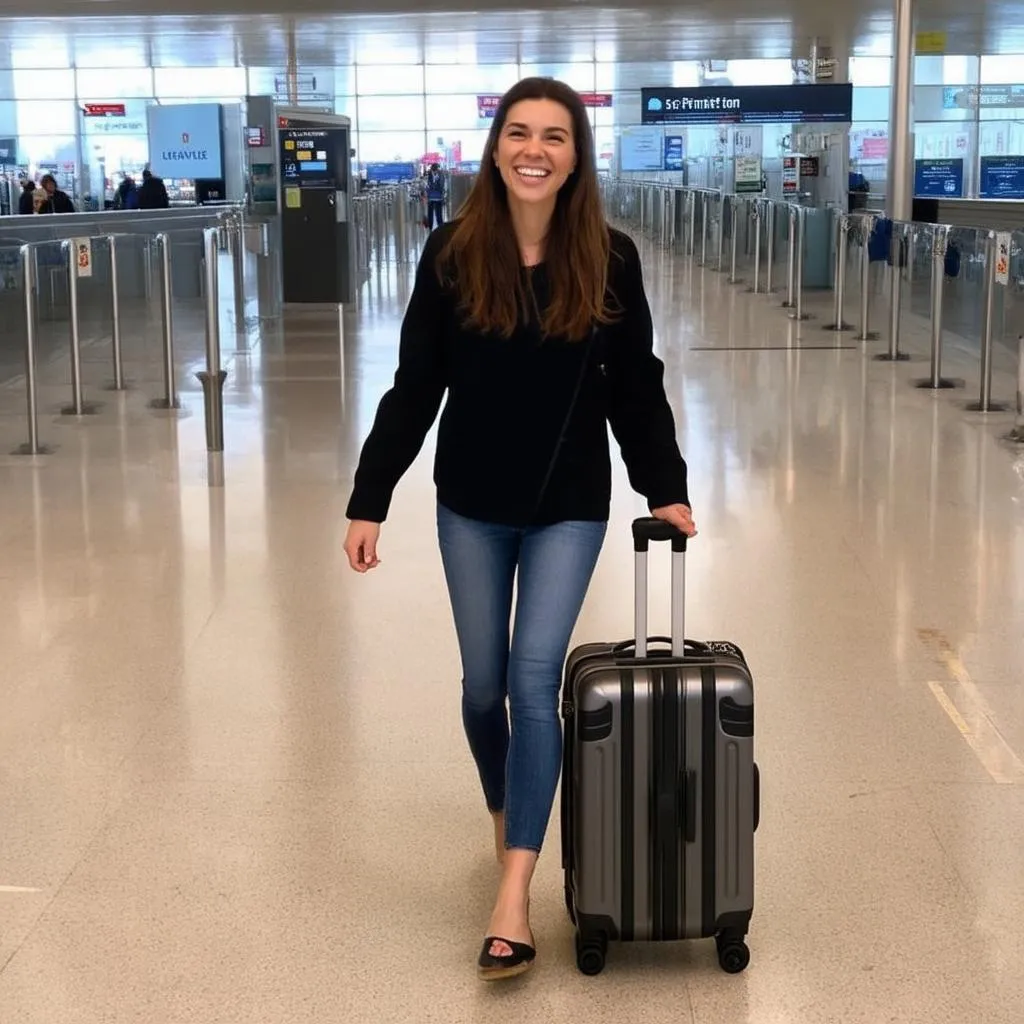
[437,77,611,342]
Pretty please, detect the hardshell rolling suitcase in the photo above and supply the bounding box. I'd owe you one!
[561,518,759,976]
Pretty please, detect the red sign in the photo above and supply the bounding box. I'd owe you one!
[862,136,889,160]
[478,92,612,118]
[82,103,125,117]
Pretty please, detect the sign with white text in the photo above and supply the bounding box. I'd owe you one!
[642,84,853,125]
[147,104,224,180]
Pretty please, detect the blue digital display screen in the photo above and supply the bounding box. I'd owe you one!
[979,156,1024,199]
[913,158,964,198]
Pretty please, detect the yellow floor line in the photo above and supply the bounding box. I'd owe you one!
[919,628,1024,785]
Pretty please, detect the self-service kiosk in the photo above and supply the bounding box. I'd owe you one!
[277,110,355,304]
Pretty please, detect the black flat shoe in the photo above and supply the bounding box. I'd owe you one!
[478,937,537,980]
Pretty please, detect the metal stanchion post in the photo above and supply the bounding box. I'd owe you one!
[764,203,776,293]
[1005,335,1024,443]
[967,231,1008,412]
[782,205,797,308]
[197,228,228,473]
[687,191,697,256]
[825,214,853,331]
[876,224,910,361]
[13,245,52,455]
[149,233,181,410]
[788,207,809,322]
[106,235,125,390]
[699,194,709,266]
[728,198,743,285]
[747,201,762,294]
[856,216,880,341]
[716,195,726,271]
[231,216,246,340]
[916,225,960,390]
[60,239,97,416]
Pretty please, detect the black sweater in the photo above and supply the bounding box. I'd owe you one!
[345,224,689,527]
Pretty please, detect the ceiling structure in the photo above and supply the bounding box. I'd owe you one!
[0,3,1021,69]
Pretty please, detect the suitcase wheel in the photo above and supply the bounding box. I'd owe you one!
[715,934,751,974]
[575,931,608,976]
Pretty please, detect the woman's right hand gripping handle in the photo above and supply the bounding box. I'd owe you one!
[344,520,382,573]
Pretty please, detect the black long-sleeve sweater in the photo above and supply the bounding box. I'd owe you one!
[345,223,689,527]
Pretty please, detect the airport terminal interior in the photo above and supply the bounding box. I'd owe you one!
[2,3,1024,1022]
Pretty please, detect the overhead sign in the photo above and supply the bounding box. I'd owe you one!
[944,85,1024,110]
[979,156,1024,199]
[147,103,223,180]
[915,31,947,54]
[914,158,964,198]
[83,103,125,117]
[478,92,613,119]
[641,83,853,125]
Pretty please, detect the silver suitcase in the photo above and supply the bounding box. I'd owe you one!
[561,518,758,975]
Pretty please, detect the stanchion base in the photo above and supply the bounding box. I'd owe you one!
[914,377,963,390]
[148,397,182,411]
[60,402,100,416]
[781,301,796,308]
[824,322,854,332]
[1004,426,1024,444]
[11,442,55,456]
[873,352,911,362]
[103,381,130,392]
[788,313,811,322]
[856,332,881,342]
[728,278,744,286]
[966,401,1009,413]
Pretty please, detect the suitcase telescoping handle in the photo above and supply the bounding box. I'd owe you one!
[631,517,687,659]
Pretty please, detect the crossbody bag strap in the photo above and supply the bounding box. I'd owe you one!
[528,327,596,525]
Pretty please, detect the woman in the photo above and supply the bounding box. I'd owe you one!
[343,77,695,980]
[37,174,75,214]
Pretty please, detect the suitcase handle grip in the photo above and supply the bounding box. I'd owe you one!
[680,769,698,844]
[632,517,688,553]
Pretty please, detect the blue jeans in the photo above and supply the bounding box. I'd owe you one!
[436,504,607,853]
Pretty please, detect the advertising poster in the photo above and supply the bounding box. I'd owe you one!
[147,104,224,180]
[782,156,799,195]
[664,135,684,171]
[620,126,664,172]
[735,156,763,193]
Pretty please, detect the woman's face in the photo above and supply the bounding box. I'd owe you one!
[493,98,577,209]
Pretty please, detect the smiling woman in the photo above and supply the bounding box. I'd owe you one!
[344,75,694,986]
[437,76,609,342]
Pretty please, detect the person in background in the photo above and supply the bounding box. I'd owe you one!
[114,175,139,210]
[849,162,870,213]
[18,179,35,215]
[425,161,446,230]
[37,174,75,214]
[137,169,170,210]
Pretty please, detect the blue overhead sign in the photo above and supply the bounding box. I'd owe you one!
[913,158,964,198]
[641,84,853,125]
[147,104,223,180]
[979,156,1024,199]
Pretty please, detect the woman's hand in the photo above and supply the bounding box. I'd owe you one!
[651,503,697,538]
[343,520,382,573]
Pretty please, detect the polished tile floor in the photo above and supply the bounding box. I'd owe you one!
[1,226,1024,1023]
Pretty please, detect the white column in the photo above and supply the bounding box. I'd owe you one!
[887,0,915,219]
